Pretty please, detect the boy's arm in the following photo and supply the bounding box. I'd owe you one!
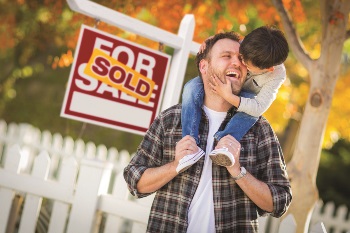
[238,65,286,117]
[223,92,241,108]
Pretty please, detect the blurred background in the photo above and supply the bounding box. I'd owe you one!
[0,0,349,211]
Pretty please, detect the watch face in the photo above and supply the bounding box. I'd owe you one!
[233,167,246,180]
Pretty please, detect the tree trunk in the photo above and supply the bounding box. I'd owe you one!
[272,0,350,232]
[286,87,329,233]
[279,118,300,162]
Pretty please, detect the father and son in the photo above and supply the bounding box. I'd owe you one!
[124,25,292,232]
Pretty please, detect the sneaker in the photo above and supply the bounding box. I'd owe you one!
[209,147,235,167]
[176,147,205,173]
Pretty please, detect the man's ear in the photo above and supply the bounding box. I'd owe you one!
[199,59,208,74]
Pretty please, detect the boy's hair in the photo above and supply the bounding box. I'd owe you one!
[196,31,241,77]
[240,25,289,69]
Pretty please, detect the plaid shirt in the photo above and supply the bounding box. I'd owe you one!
[124,104,292,233]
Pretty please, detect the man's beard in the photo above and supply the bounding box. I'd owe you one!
[207,65,242,95]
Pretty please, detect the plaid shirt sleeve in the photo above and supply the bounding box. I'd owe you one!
[123,113,165,198]
[255,118,292,217]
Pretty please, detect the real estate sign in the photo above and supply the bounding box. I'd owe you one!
[61,25,171,135]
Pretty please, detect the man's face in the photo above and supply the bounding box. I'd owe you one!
[202,38,248,95]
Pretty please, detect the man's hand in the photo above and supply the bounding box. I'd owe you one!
[215,135,242,175]
[136,135,198,193]
[175,135,198,165]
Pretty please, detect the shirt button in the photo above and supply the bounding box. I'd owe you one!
[196,169,201,173]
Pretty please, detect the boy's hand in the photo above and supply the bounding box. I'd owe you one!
[199,36,214,53]
[209,74,234,101]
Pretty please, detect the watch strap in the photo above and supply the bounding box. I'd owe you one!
[231,167,247,180]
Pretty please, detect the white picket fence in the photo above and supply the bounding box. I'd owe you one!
[0,120,155,233]
[0,120,349,233]
[311,201,350,233]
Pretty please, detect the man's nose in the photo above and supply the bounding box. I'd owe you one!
[231,55,242,66]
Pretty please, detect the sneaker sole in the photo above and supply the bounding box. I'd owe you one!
[176,150,205,173]
[177,164,192,173]
[210,153,234,167]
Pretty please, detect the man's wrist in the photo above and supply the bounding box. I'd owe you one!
[231,167,247,180]
[171,160,180,173]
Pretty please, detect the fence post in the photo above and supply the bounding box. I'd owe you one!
[103,172,130,233]
[278,214,296,233]
[0,145,24,233]
[160,14,196,111]
[66,158,113,233]
[66,0,200,113]
[18,151,50,233]
[67,0,184,50]
[258,216,268,233]
[309,222,327,233]
[131,194,155,233]
[48,156,78,233]
[49,133,64,178]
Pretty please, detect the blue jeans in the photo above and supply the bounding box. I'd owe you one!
[181,76,258,144]
[182,77,204,145]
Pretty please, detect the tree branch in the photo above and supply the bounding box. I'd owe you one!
[271,0,314,72]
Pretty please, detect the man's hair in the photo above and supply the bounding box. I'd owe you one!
[240,25,289,69]
[195,31,241,76]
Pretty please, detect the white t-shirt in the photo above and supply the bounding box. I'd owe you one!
[187,105,227,233]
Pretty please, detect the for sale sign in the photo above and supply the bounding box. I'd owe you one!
[61,25,171,135]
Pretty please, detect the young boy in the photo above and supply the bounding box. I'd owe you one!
[176,25,289,173]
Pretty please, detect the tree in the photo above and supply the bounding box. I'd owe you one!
[0,0,79,114]
[272,0,350,232]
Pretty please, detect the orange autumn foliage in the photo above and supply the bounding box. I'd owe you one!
[1,0,348,147]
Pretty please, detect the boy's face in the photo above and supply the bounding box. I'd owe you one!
[239,56,272,75]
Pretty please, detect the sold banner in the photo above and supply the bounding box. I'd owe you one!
[61,25,171,135]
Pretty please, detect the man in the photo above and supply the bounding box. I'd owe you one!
[124,31,292,232]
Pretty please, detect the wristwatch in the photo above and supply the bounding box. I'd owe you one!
[231,167,247,180]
